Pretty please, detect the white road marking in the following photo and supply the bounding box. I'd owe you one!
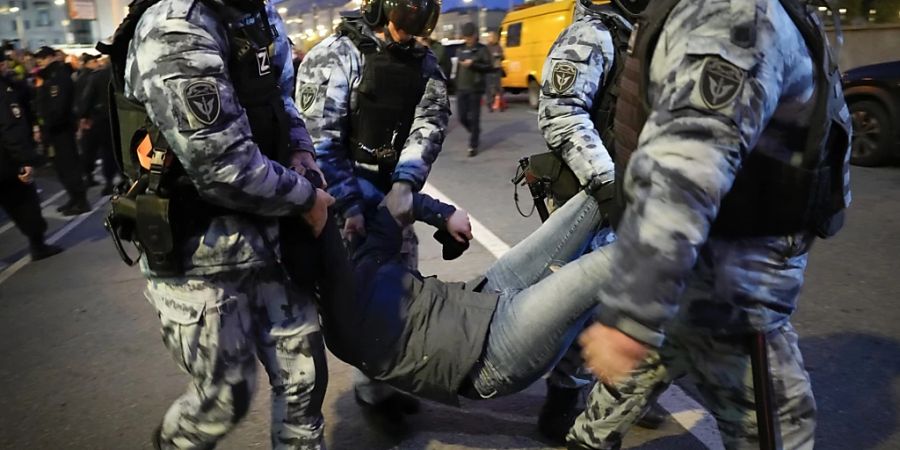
[421,181,722,449]
[0,196,106,286]
[0,189,66,236]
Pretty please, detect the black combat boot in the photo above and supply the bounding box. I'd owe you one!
[29,242,63,261]
[62,193,90,216]
[354,388,421,436]
[636,399,667,429]
[56,197,74,212]
[567,439,622,450]
[538,381,584,444]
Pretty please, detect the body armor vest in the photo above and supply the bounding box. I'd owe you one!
[101,0,286,191]
[98,0,291,274]
[340,19,428,191]
[589,10,632,156]
[612,0,850,238]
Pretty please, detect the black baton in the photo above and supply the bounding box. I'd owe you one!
[750,331,777,450]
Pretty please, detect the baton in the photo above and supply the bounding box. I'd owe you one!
[750,331,777,450]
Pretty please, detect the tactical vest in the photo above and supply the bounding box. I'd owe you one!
[612,0,850,238]
[339,19,428,191]
[101,0,287,194]
[589,9,633,156]
[98,0,290,274]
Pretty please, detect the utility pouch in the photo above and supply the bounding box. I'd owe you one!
[524,152,581,205]
[135,195,182,276]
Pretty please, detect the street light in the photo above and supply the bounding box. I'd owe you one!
[54,0,65,5]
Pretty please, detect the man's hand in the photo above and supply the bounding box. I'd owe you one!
[446,209,473,243]
[79,118,93,131]
[579,323,649,384]
[302,189,335,238]
[18,166,33,184]
[460,59,473,68]
[342,213,366,241]
[33,129,41,144]
[384,181,414,225]
[291,150,327,189]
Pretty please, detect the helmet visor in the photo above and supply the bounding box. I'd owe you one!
[384,0,441,37]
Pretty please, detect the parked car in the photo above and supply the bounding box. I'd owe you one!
[499,0,610,109]
[842,60,900,166]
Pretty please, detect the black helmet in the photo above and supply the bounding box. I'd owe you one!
[611,0,650,17]
[362,0,441,37]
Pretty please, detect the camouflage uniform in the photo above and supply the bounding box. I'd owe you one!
[538,3,629,392]
[567,0,850,448]
[296,17,449,402]
[125,1,327,448]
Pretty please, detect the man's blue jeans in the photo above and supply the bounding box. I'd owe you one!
[468,190,613,397]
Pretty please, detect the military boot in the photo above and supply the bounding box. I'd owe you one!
[636,400,667,429]
[567,439,622,450]
[30,242,63,261]
[62,193,90,216]
[538,381,584,444]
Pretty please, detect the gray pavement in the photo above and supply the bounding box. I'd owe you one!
[0,98,898,449]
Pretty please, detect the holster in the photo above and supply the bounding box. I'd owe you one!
[135,194,182,276]
[522,152,581,205]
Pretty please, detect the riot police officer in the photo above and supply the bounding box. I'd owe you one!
[568,0,851,448]
[33,46,89,216]
[105,0,333,447]
[537,0,666,442]
[0,53,63,261]
[296,0,446,433]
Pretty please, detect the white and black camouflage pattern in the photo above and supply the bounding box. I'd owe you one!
[125,0,318,276]
[125,1,327,448]
[538,5,630,186]
[295,20,450,218]
[567,1,851,448]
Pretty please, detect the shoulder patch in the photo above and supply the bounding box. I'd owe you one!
[550,60,578,94]
[50,85,59,98]
[184,80,221,126]
[697,57,744,110]
[297,84,317,112]
[10,102,22,119]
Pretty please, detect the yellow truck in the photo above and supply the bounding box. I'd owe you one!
[500,0,608,108]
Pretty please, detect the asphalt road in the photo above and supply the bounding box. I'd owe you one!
[0,98,898,450]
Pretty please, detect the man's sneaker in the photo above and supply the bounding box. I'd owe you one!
[538,382,583,444]
[30,243,62,261]
[467,147,478,157]
[354,389,420,436]
[636,400,668,429]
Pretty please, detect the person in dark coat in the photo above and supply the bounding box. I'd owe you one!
[33,46,89,215]
[77,55,116,195]
[295,187,615,407]
[74,53,99,188]
[0,54,63,260]
[454,22,493,156]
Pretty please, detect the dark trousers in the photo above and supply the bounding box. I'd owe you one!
[47,126,86,200]
[0,178,48,247]
[85,120,117,184]
[457,91,482,149]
